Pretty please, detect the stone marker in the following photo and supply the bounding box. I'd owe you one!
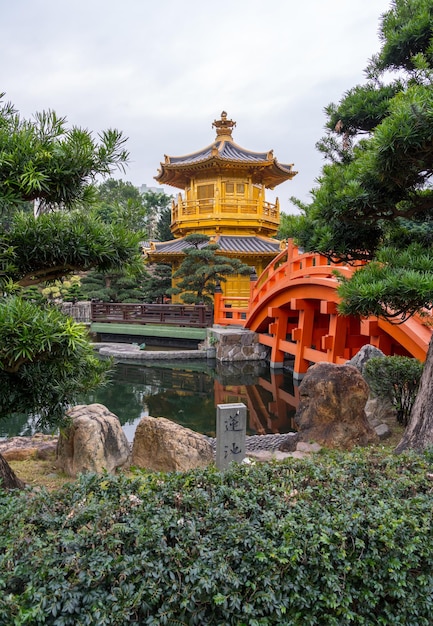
[216,403,247,470]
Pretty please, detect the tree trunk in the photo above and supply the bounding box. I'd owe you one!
[395,337,433,453]
[0,452,25,490]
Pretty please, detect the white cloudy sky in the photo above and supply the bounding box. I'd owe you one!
[1,0,392,212]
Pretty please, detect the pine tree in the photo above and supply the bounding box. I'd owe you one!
[170,234,251,305]
[288,0,433,451]
[0,95,140,487]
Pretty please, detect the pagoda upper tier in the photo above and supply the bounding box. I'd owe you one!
[155,111,296,189]
[154,112,297,238]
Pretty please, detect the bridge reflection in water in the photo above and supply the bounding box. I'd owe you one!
[84,360,299,440]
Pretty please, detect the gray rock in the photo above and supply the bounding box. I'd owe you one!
[346,344,385,375]
[296,441,322,453]
[57,404,130,477]
[290,450,310,459]
[365,397,396,424]
[0,434,58,462]
[375,423,391,440]
[131,416,214,472]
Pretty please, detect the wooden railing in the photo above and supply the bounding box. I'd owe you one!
[91,302,214,328]
[171,196,279,223]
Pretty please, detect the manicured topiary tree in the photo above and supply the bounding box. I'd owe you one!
[170,233,251,305]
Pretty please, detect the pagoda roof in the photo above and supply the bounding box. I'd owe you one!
[155,112,297,190]
[148,234,282,256]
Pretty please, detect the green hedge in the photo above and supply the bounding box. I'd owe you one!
[1,449,433,625]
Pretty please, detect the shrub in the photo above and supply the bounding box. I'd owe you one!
[364,355,423,425]
[1,450,433,624]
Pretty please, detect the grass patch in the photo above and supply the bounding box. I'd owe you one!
[8,457,73,492]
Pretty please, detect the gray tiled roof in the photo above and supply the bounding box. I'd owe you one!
[151,235,281,255]
[218,236,280,253]
[219,142,269,163]
[167,140,292,172]
[169,147,214,165]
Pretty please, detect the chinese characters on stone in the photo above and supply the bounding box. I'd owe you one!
[216,403,247,470]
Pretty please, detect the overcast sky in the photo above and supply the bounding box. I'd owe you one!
[1,0,392,212]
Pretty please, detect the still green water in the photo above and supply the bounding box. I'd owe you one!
[0,360,299,440]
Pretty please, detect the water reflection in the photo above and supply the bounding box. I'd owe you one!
[86,360,299,440]
[213,362,299,435]
[0,360,301,440]
[0,413,43,439]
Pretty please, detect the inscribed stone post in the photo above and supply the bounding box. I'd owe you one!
[216,403,247,470]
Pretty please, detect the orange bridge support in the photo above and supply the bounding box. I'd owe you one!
[214,240,432,378]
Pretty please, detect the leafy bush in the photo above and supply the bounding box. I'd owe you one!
[0,296,109,424]
[364,356,423,425]
[1,449,433,624]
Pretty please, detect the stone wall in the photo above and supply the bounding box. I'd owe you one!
[208,328,269,362]
[61,301,91,323]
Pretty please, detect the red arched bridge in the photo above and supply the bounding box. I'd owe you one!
[214,240,432,378]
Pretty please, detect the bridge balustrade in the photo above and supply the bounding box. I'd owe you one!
[214,241,358,327]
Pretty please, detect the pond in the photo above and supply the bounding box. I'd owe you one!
[0,359,301,440]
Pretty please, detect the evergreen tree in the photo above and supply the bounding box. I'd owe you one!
[80,266,150,302]
[288,0,433,451]
[170,234,251,305]
[156,205,174,241]
[141,190,173,240]
[0,96,128,222]
[142,263,172,303]
[0,96,140,487]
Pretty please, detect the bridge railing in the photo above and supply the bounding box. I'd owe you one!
[249,240,362,308]
[213,296,250,326]
[213,240,367,327]
[91,302,214,328]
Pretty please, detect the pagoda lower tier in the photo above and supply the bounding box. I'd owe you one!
[147,234,284,302]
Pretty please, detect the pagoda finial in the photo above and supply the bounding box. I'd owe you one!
[212,111,236,139]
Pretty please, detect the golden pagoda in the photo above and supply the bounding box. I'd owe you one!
[148,112,297,301]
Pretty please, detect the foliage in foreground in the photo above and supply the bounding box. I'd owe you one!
[1,449,433,625]
[0,296,109,425]
[0,96,139,428]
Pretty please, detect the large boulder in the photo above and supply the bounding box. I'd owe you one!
[295,363,377,449]
[57,404,130,477]
[131,416,214,472]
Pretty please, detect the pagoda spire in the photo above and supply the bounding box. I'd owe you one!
[212,111,236,141]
